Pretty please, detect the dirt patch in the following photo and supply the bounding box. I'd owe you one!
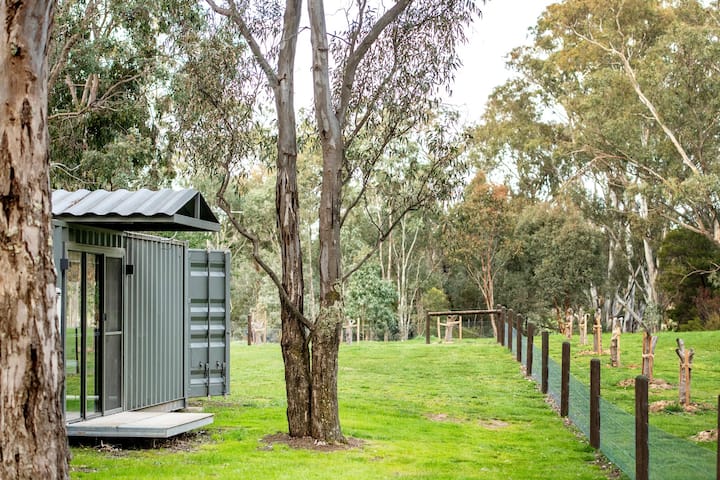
[682,402,716,413]
[648,400,713,414]
[426,413,462,423]
[577,350,606,356]
[691,429,718,442]
[649,400,675,413]
[477,419,510,430]
[617,378,673,390]
[261,432,364,452]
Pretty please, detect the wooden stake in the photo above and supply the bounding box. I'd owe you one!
[526,323,535,377]
[561,342,570,417]
[593,308,603,355]
[635,376,649,480]
[675,338,694,405]
[610,319,621,367]
[590,358,600,450]
[516,315,522,363]
[541,331,549,394]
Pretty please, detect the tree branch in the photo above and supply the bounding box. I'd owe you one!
[569,26,701,176]
[205,0,280,87]
[216,169,314,331]
[338,0,413,125]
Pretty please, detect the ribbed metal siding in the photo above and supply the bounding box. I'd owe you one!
[68,226,123,248]
[125,233,186,409]
[187,250,230,397]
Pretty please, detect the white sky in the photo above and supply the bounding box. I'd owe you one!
[445,0,556,123]
[296,0,556,125]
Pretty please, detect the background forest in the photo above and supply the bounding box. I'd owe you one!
[49,0,720,338]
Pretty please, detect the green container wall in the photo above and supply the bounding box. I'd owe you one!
[124,233,186,410]
[54,223,230,414]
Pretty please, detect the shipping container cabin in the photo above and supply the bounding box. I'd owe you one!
[52,189,230,438]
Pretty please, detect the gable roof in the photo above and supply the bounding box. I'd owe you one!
[52,188,221,232]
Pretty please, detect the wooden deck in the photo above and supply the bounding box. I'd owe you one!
[66,411,214,439]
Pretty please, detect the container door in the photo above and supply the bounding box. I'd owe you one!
[103,256,123,413]
[187,250,230,397]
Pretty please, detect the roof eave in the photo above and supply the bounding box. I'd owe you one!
[55,214,221,232]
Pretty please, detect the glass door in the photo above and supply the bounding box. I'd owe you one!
[64,251,82,422]
[64,250,123,420]
[103,257,123,413]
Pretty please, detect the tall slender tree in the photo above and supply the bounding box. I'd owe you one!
[0,1,70,477]
[201,0,481,442]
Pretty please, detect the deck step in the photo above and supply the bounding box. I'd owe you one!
[66,411,213,438]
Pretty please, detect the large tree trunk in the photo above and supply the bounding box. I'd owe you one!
[274,0,311,438]
[308,0,345,443]
[312,141,344,441]
[0,1,70,478]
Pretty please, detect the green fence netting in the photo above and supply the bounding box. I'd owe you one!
[508,328,716,480]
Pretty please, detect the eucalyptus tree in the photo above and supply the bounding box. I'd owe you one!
[48,0,200,189]
[348,113,463,341]
[1,1,70,477]
[196,0,481,442]
[444,172,513,337]
[474,0,720,328]
[536,0,720,244]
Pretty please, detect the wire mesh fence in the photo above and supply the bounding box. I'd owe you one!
[508,324,716,480]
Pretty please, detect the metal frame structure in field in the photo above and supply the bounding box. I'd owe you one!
[52,189,230,438]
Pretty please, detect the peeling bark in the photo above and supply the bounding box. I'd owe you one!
[0,1,70,477]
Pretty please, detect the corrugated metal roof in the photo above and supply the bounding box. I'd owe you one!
[52,188,220,232]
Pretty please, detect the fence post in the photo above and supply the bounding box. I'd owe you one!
[541,331,549,394]
[636,375,649,480]
[561,341,570,417]
[425,312,430,344]
[516,314,523,363]
[526,323,535,377]
[590,358,601,450]
[498,307,505,346]
[507,310,514,352]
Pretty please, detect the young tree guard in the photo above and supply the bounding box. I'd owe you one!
[641,331,658,380]
[593,308,603,355]
[675,338,694,405]
[610,318,621,367]
[578,309,588,346]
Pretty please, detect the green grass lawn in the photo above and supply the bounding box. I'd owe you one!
[70,338,624,479]
[544,329,719,449]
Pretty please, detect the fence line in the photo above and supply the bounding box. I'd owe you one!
[499,312,717,480]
